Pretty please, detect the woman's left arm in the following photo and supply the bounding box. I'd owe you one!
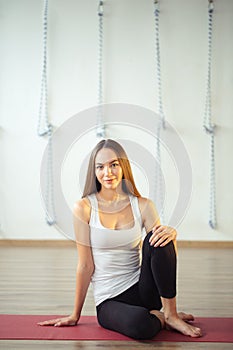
[139,197,177,252]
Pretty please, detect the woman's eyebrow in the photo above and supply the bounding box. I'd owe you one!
[96,159,119,165]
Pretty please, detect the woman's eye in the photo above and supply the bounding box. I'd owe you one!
[96,165,103,170]
[111,163,119,168]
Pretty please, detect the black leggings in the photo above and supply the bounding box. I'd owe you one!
[96,231,177,340]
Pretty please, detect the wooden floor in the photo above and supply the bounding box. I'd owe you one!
[0,244,232,349]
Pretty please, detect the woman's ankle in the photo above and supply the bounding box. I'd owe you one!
[161,296,179,322]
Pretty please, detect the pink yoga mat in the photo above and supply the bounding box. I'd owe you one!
[0,315,232,343]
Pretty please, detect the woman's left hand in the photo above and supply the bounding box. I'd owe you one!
[149,225,177,247]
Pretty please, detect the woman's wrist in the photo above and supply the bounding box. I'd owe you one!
[71,311,81,321]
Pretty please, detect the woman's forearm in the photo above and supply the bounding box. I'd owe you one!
[72,265,94,319]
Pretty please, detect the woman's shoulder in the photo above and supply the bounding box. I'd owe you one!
[138,196,155,208]
[137,196,157,218]
[73,197,91,223]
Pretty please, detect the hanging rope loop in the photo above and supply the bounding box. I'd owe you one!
[38,123,53,137]
[154,0,166,130]
[203,0,215,135]
[38,0,54,138]
[96,0,105,138]
[203,0,217,229]
[153,0,166,223]
[37,0,56,226]
[203,124,216,135]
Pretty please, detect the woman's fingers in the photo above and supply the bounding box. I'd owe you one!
[149,225,176,247]
[38,318,60,326]
[151,235,171,247]
[38,317,77,327]
[157,237,171,247]
[54,320,64,327]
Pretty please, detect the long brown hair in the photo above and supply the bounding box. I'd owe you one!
[82,139,141,198]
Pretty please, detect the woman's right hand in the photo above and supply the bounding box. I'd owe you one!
[38,314,79,327]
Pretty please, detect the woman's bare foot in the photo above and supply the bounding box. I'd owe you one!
[165,312,195,331]
[150,310,201,337]
[165,314,202,337]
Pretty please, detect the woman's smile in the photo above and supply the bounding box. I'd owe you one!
[104,178,116,183]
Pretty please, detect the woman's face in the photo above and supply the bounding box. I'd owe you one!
[95,148,123,191]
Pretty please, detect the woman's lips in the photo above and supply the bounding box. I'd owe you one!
[104,179,115,183]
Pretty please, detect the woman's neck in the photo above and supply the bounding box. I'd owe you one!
[97,189,126,203]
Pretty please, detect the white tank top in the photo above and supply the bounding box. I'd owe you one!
[87,193,143,306]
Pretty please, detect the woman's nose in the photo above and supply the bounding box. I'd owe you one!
[104,166,111,175]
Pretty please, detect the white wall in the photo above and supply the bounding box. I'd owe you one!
[0,0,232,241]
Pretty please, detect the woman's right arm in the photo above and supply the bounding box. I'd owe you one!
[71,198,94,322]
[38,198,94,327]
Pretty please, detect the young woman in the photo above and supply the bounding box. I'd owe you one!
[39,139,202,340]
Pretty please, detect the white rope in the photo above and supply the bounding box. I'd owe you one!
[203,0,217,229]
[37,0,56,225]
[96,0,106,138]
[38,0,51,138]
[154,0,166,223]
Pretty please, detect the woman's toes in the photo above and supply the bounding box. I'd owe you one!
[189,325,202,337]
[194,327,202,336]
[165,316,202,338]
